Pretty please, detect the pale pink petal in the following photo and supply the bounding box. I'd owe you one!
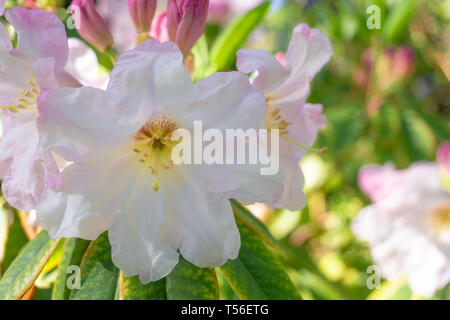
[6,7,68,69]
[236,48,289,93]
[37,87,136,162]
[108,40,197,121]
[37,149,136,240]
[285,23,333,81]
[358,164,403,202]
[65,38,100,87]
[179,71,265,130]
[268,158,306,210]
[0,113,45,211]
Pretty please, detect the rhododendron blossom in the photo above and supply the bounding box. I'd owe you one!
[353,163,450,297]
[0,7,79,211]
[36,40,283,282]
[237,23,332,210]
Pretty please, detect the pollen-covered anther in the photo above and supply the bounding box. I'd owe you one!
[132,116,180,191]
[265,108,291,134]
[0,78,40,113]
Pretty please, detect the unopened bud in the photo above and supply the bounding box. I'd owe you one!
[128,0,157,34]
[167,0,209,57]
[71,0,114,52]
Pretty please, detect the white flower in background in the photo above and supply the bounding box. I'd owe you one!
[353,162,450,297]
[237,23,332,210]
[36,40,283,282]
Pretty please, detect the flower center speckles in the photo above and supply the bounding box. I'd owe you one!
[132,116,180,192]
[428,204,450,242]
[0,77,40,113]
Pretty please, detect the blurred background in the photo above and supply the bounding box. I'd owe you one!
[1,0,449,300]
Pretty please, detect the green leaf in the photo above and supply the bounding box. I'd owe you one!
[230,199,282,254]
[166,257,219,300]
[52,238,91,300]
[0,230,60,300]
[220,217,301,300]
[401,110,436,161]
[191,35,210,81]
[119,273,166,300]
[208,1,270,73]
[383,0,420,43]
[1,210,29,273]
[70,232,119,300]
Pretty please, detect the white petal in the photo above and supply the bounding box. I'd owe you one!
[37,148,137,240]
[37,87,136,161]
[107,40,197,121]
[236,48,289,93]
[167,166,241,268]
[179,71,266,131]
[65,38,100,86]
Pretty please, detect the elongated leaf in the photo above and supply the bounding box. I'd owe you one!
[383,0,420,43]
[230,199,282,254]
[70,232,119,300]
[119,273,166,300]
[52,238,91,300]
[1,210,29,272]
[221,218,301,300]
[220,258,267,299]
[0,230,60,300]
[208,2,270,73]
[166,257,219,300]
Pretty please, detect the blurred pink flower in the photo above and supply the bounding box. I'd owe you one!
[353,163,450,297]
[0,8,79,210]
[358,163,404,202]
[0,0,5,15]
[437,141,450,173]
[71,0,114,52]
[237,23,332,210]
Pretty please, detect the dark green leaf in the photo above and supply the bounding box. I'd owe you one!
[166,257,219,300]
[0,230,60,300]
[52,238,91,300]
[220,218,301,300]
[383,0,420,43]
[119,272,166,300]
[70,232,119,300]
[1,210,29,273]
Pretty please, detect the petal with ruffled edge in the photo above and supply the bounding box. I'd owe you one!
[37,87,137,162]
[0,111,45,211]
[285,23,333,81]
[37,148,137,240]
[0,23,32,105]
[6,7,68,69]
[107,40,197,122]
[236,48,289,93]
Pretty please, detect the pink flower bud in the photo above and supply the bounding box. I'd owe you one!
[437,141,450,173]
[150,12,170,42]
[71,0,114,52]
[128,0,157,34]
[167,0,209,57]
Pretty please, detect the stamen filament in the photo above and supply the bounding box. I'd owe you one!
[278,132,327,154]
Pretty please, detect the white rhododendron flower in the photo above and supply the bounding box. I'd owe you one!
[36,40,283,283]
[0,7,80,211]
[353,163,450,297]
[236,23,332,210]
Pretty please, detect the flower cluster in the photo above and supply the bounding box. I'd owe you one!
[0,1,331,282]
